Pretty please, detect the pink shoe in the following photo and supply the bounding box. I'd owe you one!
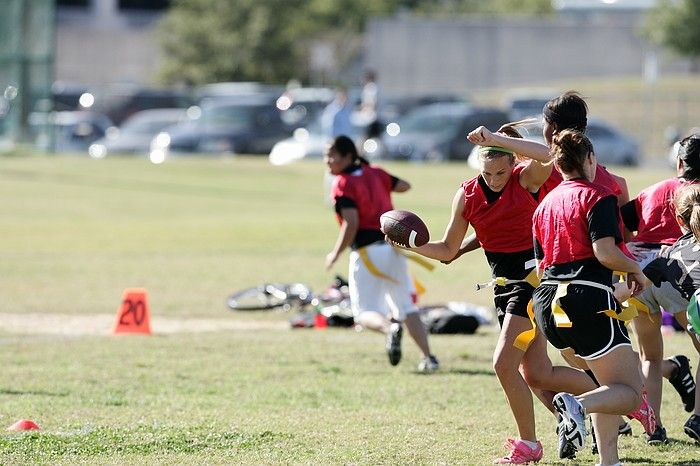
[493,438,543,464]
[627,391,656,436]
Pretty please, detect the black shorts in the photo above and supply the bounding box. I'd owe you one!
[494,282,534,327]
[533,283,631,360]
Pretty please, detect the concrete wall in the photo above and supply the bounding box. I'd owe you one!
[55,2,162,86]
[366,15,691,96]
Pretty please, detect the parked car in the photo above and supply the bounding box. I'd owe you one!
[380,103,510,162]
[195,82,283,104]
[382,93,469,121]
[88,108,189,158]
[268,114,369,166]
[92,85,191,126]
[275,87,335,129]
[30,111,114,153]
[503,89,557,121]
[150,96,292,161]
[466,116,640,167]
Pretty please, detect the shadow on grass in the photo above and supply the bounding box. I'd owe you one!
[622,458,700,465]
[0,388,68,397]
[444,368,496,377]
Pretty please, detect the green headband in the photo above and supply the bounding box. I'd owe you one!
[478,146,514,156]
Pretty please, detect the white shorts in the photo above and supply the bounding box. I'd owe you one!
[634,281,689,316]
[348,242,417,321]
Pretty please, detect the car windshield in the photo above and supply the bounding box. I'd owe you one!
[396,109,463,135]
[199,105,257,129]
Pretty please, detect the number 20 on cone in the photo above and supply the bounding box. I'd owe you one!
[113,288,152,334]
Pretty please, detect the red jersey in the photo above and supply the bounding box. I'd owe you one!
[540,164,620,199]
[330,164,394,230]
[533,179,615,269]
[461,164,538,253]
[633,177,684,245]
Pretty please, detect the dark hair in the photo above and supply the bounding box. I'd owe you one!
[543,91,588,132]
[330,135,369,165]
[674,183,700,241]
[678,133,700,181]
[551,129,594,176]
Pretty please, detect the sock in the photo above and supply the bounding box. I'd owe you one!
[585,369,600,386]
[519,439,539,449]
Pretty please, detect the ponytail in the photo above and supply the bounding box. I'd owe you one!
[674,183,700,241]
[550,129,593,177]
[329,135,367,166]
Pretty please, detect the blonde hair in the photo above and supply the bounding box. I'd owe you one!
[674,183,700,241]
[495,118,539,162]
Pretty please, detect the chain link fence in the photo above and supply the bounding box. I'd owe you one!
[0,0,54,148]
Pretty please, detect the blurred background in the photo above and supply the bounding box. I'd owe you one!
[0,0,698,165]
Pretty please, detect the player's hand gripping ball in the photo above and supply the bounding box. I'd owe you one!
[380,210,429,248]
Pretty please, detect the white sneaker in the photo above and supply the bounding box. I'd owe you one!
[553,392,586,456]
[418,355,439,373]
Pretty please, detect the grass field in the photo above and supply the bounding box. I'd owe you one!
[1,153,698,464]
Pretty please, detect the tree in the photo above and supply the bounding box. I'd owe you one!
[644,0,700,71]
[157,0,401,85]
[156,0,553,86]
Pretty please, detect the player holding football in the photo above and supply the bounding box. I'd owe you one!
[388,121,565,463]
[323,135,438,372]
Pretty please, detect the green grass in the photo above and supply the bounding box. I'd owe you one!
[0,153,698,464]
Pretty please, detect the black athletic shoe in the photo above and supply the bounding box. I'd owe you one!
[556,422,577,459]
[647,425,668,445]
[685,414,700,443]
[618,421,632,436]
[668,355,696,412]
[386,323,402,366]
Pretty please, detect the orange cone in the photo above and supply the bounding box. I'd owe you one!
[314,312,328,329]
[113,288,152,335]
[7,419,40,431]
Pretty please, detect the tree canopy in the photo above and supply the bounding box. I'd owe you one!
[644,0,700,68]
[157,0,553,86]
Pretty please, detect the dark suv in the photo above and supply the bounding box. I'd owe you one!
[152,96,293,156]
[381,103,509,161]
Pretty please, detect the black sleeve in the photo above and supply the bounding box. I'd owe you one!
[588,195,622,243]
[334,195,357,215]
[642,257,668,287]
[390,175,400,190]
[533,237,544,261]
[619,199,639,232]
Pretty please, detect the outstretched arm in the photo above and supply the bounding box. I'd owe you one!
[393,178,411,193]
[468,126,552,191]
[593,237,648,295]
[468,126,551,162]
[441,232,479,264]
[391,188,469,261]
[325,207,359,271]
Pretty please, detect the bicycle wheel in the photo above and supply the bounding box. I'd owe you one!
[226,284,289,311]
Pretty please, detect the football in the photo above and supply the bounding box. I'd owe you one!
[380,210,429,248]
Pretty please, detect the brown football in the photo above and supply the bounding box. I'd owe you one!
[380,210,429,248]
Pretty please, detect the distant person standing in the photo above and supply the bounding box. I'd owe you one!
[359,69,383,141]
[321,87,353,138]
